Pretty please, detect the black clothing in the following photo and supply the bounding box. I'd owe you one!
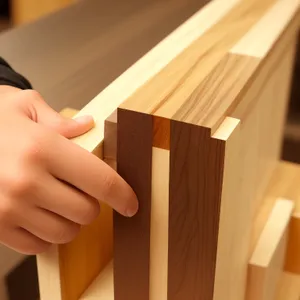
[0,57,32,89]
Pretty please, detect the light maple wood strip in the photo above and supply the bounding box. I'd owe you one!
[37,108,113,300]
[246,199,294,300]
[276,272,300,300]
[104,111,117,161]
[251,161,300,275]
[121,0,276,117]
[149,147,170,300]
[70,0,242,154]
[211,117,243,300]
[230,0,300,58]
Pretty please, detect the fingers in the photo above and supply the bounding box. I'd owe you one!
[36,173,100,225]
[0,226,51,255]
[46,133,138,217]
[18,206,81,244]
[19,90,94,138]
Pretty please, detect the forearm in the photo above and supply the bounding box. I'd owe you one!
[0,57,32,89]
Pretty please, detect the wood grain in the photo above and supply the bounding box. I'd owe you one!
[121,0,276,117]
[152,117,170,150]
[168,121,225,300]
[149,147,170,300]
[114,109,153,300]
[246,199,294,300]
[37,108,113,300]
[211,117,244,300]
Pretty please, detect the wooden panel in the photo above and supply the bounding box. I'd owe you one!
[167,121,225,300]
[114,109,153,300]
[37,108,113,300]
[80,262,113,300]
[285,215,300,274]
[276,272,300,300]
[246,199,294,300]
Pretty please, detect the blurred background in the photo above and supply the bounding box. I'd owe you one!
[0,1,299,299]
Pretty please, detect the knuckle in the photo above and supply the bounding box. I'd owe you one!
[0,200,14,222]
[21,133,44,163]
[55,223,80,244]
[23,89,43,102]
[79,201,100,225]
[8,172,36,198]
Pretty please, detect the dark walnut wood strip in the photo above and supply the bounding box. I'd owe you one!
[114,108,153,300]
[153,116,170,150]
[168,120,225,300]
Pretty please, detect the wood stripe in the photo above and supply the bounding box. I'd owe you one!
[153,116,170,150]
[149,147,170,300]
[71,0,239,153]
[121,0,276,118]
[172,54,260,130]
[114,109,153,300]
[168,121,225,300]
[230,0,300,58]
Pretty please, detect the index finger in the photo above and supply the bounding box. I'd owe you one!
[45,132,138,218]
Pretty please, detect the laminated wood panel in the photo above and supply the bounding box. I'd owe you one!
[37,0,300,299]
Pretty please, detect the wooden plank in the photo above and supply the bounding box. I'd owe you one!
[80,262,113,300]
[72,0,242,153]
[285,215,300,274]
[246,199,294,300]
[121,0,276,117]
[149,147,170,300]
[114,109,153,300]
[276,272,300,300]
[167,121,225,300]
[104,111,117,161]
[37,108,113,300]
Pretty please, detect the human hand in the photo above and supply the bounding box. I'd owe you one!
[0,86,138,254]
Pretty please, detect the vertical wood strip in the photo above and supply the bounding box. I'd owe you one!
[168,121,225,300]
[114,108,153,300]
[149,147,170,300]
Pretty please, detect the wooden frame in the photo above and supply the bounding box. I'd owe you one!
[37,0,300,299]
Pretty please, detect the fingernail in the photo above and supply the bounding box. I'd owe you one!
[126,204,138,218]
[74,115,94,125]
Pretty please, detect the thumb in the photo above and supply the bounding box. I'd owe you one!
[25,90,94,138]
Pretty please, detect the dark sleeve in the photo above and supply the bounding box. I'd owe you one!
[0,57,32,89]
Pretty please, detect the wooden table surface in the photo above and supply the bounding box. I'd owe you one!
[0,0,208,112]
